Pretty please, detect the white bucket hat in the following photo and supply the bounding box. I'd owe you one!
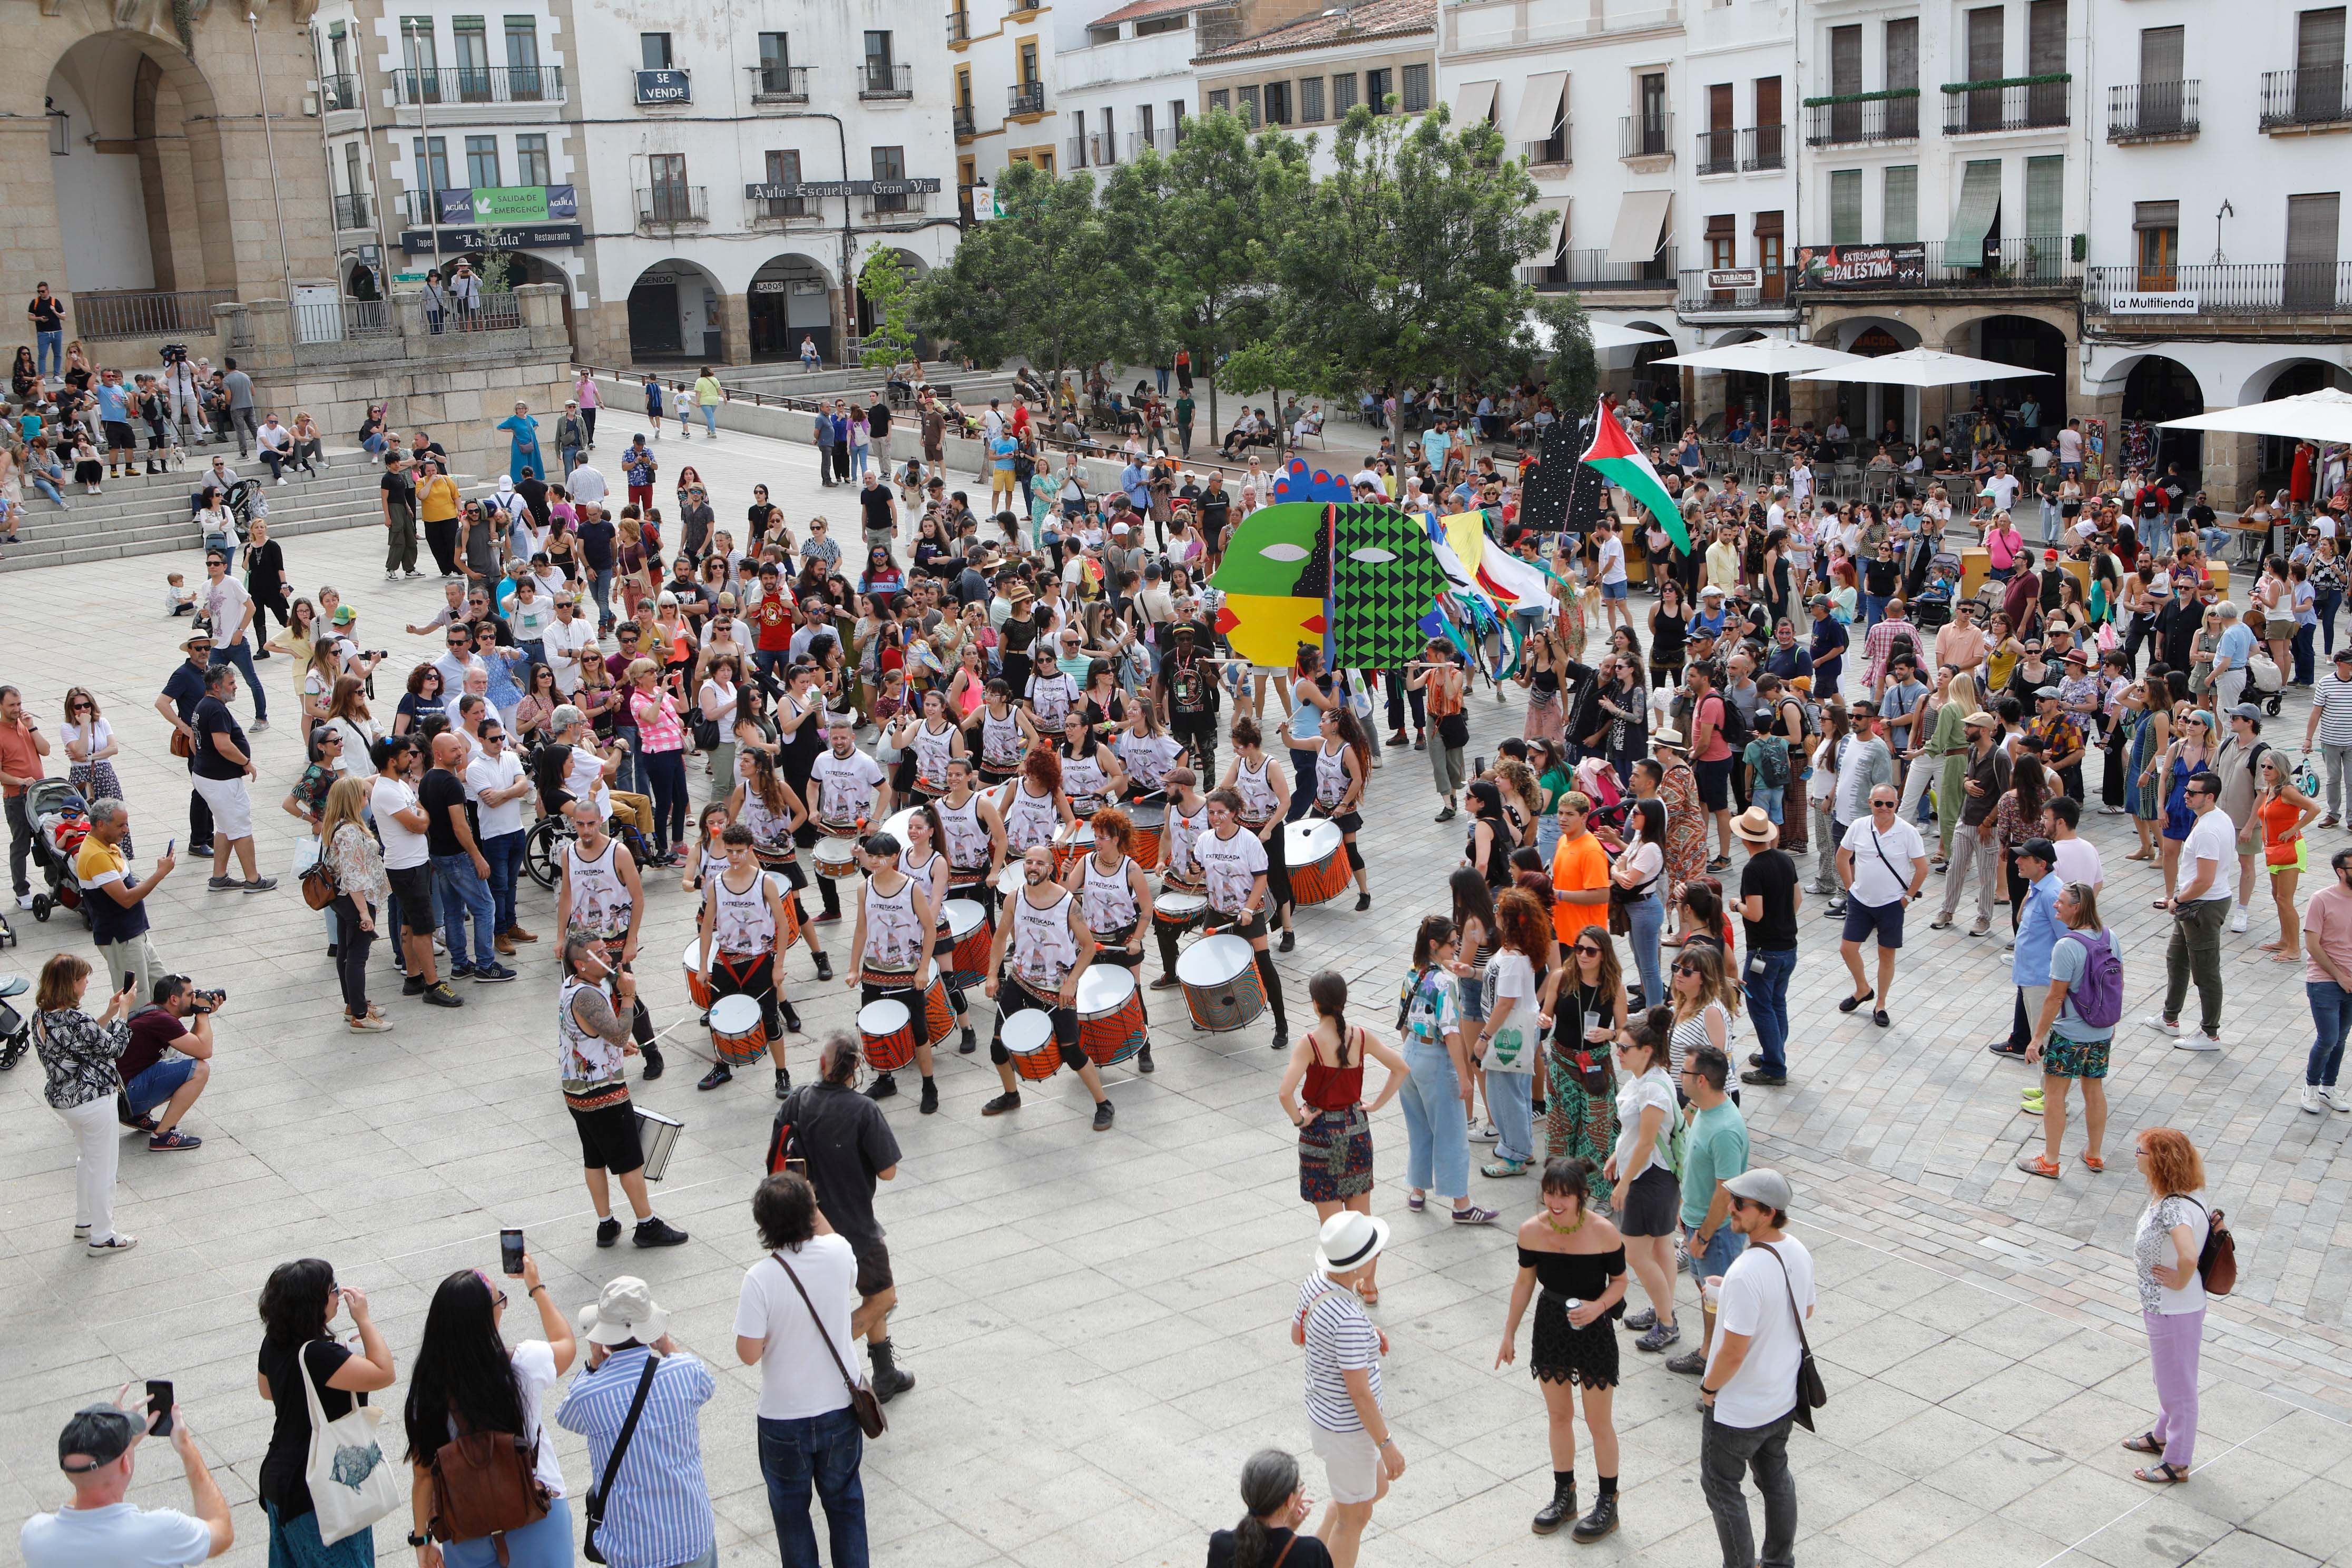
[577,1275,671,1346]
[1315,1210,1391,1277]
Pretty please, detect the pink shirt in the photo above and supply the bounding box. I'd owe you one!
[2306,882,2352,984]
[630,688,685,753]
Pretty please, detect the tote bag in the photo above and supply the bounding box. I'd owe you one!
[300,1339,402,1544]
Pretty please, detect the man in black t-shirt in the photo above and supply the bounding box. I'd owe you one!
[776,1033,912,1399]
[154,633,219,856]
[1733,806,1800,1085]
[423,731,513,982]
[575,504,620,630]
[190,665,273,893]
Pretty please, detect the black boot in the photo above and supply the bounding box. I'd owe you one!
[1570,1484,1619,1543]
[1532,1472,1576,1536]
[813,952,834,982]
[868,1338,916,1403]
[640,1044,665,1080]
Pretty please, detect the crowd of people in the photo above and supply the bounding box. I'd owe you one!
[2,368,2290,1568]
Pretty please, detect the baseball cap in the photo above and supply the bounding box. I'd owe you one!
[332,606,357,626]
[2228,702,2263,720]
[1723,1168,1793,1210]
[57,1404,140,1473]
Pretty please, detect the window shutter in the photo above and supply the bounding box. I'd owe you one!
[1830,169,1863,244]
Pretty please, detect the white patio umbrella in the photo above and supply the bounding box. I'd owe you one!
[1523,315,1669,354]
[1652,337,1866,440]
[1786,346,2046,389]
[2161,387,2352,443]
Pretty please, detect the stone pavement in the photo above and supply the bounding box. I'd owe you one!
[0,423,2345,1567]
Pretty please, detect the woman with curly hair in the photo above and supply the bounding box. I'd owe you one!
[1546,926,1625,1207]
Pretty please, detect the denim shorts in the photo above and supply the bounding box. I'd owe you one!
[1602,579,1630,601]
[123,1057,197,1117]
[1687,1220,1747,1282]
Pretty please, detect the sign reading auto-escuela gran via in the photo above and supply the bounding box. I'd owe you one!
[742,178,943,200]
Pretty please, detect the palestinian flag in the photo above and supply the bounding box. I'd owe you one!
[1580,398,1689,553]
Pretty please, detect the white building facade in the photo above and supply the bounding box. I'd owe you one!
[949,0,1065,201]
[1053,0,1201,175]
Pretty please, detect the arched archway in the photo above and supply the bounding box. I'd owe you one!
[2235,358,2349,491]
[749,253,836,362]
[627,258,725,362]
[1815,315,1925,442]
[1626,323,1679,406]
[1942,313,2068,449]
[2110,352,2204,484]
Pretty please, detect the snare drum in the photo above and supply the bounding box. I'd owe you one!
[944,898,992,987]
[766,871,806,950]
[1175,934,1267,1032]
[681,937,712,1008]
[1002,1008,1061,1081]
[812,835,860,879]
[707,993,770,1067]
[634,1106,684,1180]
[1152,889,1208,936]
[1129,802,1167,870]
[857,998,917,1072]
[1283,818,1350,907]
[1053,821,1095,876]
[1074,964,1146,1069]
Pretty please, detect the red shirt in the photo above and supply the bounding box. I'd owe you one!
[0,720,43,799]
[754,590,794,652]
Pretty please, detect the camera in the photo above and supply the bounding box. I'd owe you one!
[185,986,227,1015]
[161,343,188,366]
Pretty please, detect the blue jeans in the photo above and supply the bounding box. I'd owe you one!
[758,1407,869,1568]
[1859,592,1887,631]
[640,747,689,853]
[481,828,525,933]
[702,404,719,436]
[1536,813,1562,864]
[30,468,65,506]
[2319,591,2345,655]
[1625,889,1665,1009]
[1488,1067,1534,1165]
[1688,1220,1747,1281]
[443,1496,572,1568]
[207,642,267,720]
[2309,980,2352,1087]
[35,330,62,377]
[2294,622,2317,685]
[1745,946,1798,1076]
[1750,784,1784,825]
[1286,746,1319,821]
[123,1057,198,1118]
[264,1498,374,1567]
[432,852,497,970]
[590,565,616,628]
[1398,1038,1469,1198]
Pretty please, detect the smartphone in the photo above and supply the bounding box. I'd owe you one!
[499,1228,525,1277]
[1474,756,1487,777]
[146,1380,172,1438]
[123,973,138,997]
[165,838,175,858]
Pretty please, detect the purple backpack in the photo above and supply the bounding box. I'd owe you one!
[2065,928,2123,1029]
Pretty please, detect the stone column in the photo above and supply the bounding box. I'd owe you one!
[721,292,751,365]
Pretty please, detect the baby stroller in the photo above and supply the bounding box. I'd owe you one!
[0,972,28,1071]
[23,777,91,927]
[2246,646,2286,717]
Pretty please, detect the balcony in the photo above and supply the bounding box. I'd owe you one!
[321,73,360,112]
[2260,67,2352,130]
[74,288,236,340]
[1741,124,1786,170]
[749,64,811,103]
[1126,127,1173,158]
[1696,127,1737,175]
[1520,246,1679,292]
[1943,76,2071,134]
[1620,112,1673,160]
[749,194,825,226]
[1520,123,1570,166]
[1677,268,1793,317]
[294,296,398,342]
[946,9,969,44]
[954,105,977,140]
[636,185,708,226]
[860,62,914,100]
[1065,135,1086,167]
[332,192,373,231]
[393,65,565,107]
[1934,236,2077,285]
[2087,262,2352,319]
[2108,80,2199,142]
[1805,94,1920,145]
[1008,80,1046,117]
[861,189,933,223]
[1090,131,1117,166]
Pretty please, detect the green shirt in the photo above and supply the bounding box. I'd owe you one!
[1680,1099,1750,1230]
[1536,765,1572,819]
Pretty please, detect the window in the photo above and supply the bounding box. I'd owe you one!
[761,31,789,70]
[2134,200,2179,287]
[412,135,450,196]
[1966,7,2004,81]
[1402,64,1428,113]
[1208,88,1229,112]
[330,25,349,79]
[465,135,499,188]
[1264,81,1290,124]
[957,67,972,110]
[1639,69,1667,143]
[640,33,672,70]
[1138,14,1186,35]
[873,144,908,212]
[1020,42,1040,83]
[1331,73,1357,114]
[1703,82,1734,170]
[1367,68,1392,112]
[344,141,365,199]
[1300,76,1324,122]
[1087,24,1119,45]
[766,148,805,215]
[1829,168,1863,244]
[2286,190,2341,308]
[452,16,489,95]
[2025,154,2064,237]
[1706,213,1736,272]
[504,16,538,72]
[1883,165,1918,241]
[865,30,896,90]
[1172,99,1187,139]
[648,151,688,220]
[400,18,438,101]
[2027,1,2067,75]
[1755,211,1785,299]
[1829,24,1861,95]
[1239,84,1260,125]
[515,133,549,187]
[1139,102,1155,146]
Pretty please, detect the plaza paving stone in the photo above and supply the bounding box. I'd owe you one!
[0,423,2345,1566]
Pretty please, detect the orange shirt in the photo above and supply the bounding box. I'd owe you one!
[1549,828,1611,945]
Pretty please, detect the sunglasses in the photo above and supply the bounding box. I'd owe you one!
[1574,943,1603,955]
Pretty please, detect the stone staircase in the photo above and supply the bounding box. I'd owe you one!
[0,447,459,574]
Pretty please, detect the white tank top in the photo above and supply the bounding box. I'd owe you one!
[1114,731,1178,791]
[557,976,623,1086]
[1004,781,1061,851]
[1010,885,1080,994]
[563,839,632,939]
[1316,741,1353,809]
[937,794,991,879]
[1082,854,1140,935]
[911,719,956,787]
[1236,756,1282,824]
[860,874,926,972]
[1062,746,1108,816]
[710,868,776,955]
[977,708,1024,770]
[1167,797,1209,880]
[740,789,797,856]
[1027,671,1077,731]
[904,847,949,919]
[697,845,730,886]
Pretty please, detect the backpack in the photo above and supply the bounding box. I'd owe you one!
[2062,927,2123,1029]
[1712,691,1753,753]
[1752,734,1790,791]
[425,1428,551,1565]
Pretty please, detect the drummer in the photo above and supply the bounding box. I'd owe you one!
[556,936,688,1249]
[1063,805,1156,1074]
[1003,746,1076,859]
[962,677,1038,787]
[981,844,1115,1131]
[1114,707,1183,803]
[844,830,942,1115]
[1024,628,1086,731]
[1055,708,1127,821]
[555,796,662,1079]
[899,802,978,1057]
[1197,785,1291,1051]
[1310,707,1376,912]
[693,823,800,1096]
[805,717,893,924]
[727,748,834,981]
[935,757,1008,914]
[1151,766,1212,992]
[886,689,965,805]
[1222,716,1297,954]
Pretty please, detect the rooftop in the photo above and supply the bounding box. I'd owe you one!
[1090,0,1201,27]
[1194,0,1436,63]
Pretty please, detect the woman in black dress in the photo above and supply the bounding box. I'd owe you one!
[1496,1156,1628,1543]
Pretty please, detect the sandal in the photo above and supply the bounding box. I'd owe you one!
[2133,1462,2189,1485]
[1355,1280,1380,1306]
[2081,1153,2106,1172]
[2121,1432,2163,1455]
[2015,1153,2062,1179]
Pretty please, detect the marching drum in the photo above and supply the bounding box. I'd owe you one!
[1152,889,1208,937]
[1176,934,1267,1033]
[995,862,1033,900]
[944,898,992,987]
[634,1106,684,1180]
[877,806,919,847]
[1002,1008,1062,1081]
[812,835,860,879]
[857,998,918,1072]
[919,975,957,1046]
[1284,819,1350,907]
[681,937,713,1008]
[1075,965,1146,1069]
[1053,821,1094,876]
[1128,801,1167,870]
[766,871,805,950]
[707,994,770,1067]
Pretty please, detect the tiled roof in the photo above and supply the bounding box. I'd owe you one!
[1090,0,1200,27]
[1195,0,1436,62]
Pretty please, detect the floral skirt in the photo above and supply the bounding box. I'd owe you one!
[1543,1047,1617,1206]
[1299,1105,1373,1203]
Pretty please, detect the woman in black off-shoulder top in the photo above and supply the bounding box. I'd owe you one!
[1496,1155,1630,1544]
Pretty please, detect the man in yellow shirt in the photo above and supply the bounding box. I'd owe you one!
[416,457,463,580]
[75,799,175,999]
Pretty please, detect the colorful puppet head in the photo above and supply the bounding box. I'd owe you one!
[1211,499,1452,669]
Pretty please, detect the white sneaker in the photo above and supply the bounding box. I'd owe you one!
[2175,1032,2224,1052]
[2144,1014,2181,1036]
[14,893,33,910]
[2326,1085,2352,1113]
[2229,907,2250,935]
[1472,1120,1500,1142]
[2302,1084,2328,1114]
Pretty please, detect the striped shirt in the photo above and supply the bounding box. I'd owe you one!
[2316,674,2352,747]
[555,1348,716,1568]
[1297,1276,1382,1433]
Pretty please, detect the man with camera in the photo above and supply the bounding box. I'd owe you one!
[19,1390,232,1567]
[76,798,173,1000]
[115,977,218,1152]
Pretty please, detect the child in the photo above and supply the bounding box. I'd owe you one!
[683,801,732,894]
[165,572,198,616]
[1741,720,1790,825]
[644,372,664,439]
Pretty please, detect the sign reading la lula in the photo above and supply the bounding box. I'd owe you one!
[399,223,584,255]
[434,185,578,226]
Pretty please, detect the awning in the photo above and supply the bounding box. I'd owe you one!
[1605,189,1673,264]
[1946,159,2004,260]
[1454,79,1498,124]
[1532,195,1571,253]
[1509,71,1569,141]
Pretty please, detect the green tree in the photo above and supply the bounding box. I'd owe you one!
[910,161,1118,386]
[1523,293,1601,416]
[855,246,918,370]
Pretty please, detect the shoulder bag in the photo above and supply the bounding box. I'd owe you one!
[1751,1242,1829,1432]
[772,1250,887,1439]
[425,1418,550,1566]
[580,1352,662,1565]
[299,1338,403,1544]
